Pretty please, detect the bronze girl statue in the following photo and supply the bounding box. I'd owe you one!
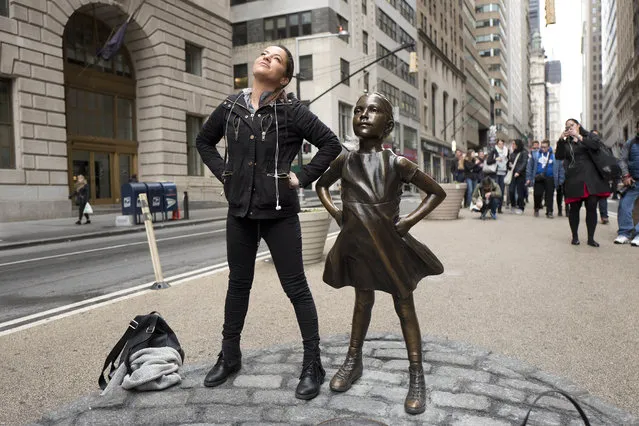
[316,92,446,414]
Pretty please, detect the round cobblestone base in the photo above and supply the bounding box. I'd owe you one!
[38,334,638,425]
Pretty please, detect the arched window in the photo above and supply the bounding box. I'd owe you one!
[63,13,135,141]
[64,13,133,78]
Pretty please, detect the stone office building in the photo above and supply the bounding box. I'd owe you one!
[0,0,231,221]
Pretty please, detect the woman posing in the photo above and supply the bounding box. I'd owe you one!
[555,118,610,246]
[196,45,342,399]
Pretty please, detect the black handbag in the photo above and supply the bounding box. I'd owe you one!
[588,144,621,181]
[98,312,185,390]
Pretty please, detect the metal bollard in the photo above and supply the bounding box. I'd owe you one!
[183,191,190,220]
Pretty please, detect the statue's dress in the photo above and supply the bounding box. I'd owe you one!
[322,150,444,299]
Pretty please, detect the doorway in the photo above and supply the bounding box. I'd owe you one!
[64,11,137,205]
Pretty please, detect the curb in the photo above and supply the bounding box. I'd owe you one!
[0,216,226,251]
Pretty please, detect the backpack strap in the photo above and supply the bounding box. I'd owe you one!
[521,390,590,425]
[98,315,145,390]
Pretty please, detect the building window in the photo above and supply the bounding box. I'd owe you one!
[301,11,312,35]
[431,84,437,136]
[234,64,248,89]
[186,115,204,176]
[442,92,448,140]
[476,19,500,28]
[264,17,276,40]
[289,14,300,37]
[452,99,458,139]
[401,92,418,119]
[337,14,349,33]
[399,0,416,25]
[338,102,353,143]
[0,0,8,17]
[117,98,134,141]
[476,3,500,13]
[276,15,287,39]
[67,88,115,138]
[377,7,397,40]
[340,58,350,86]
[362,0,367,14]
[64,14,132,77]
[363,31,369,54]
[299,55,313,80]
[0,79,14,169]
[233,22,248,46]
[185,42,202,76]
[378,80,400,109]
[363,71,369,92]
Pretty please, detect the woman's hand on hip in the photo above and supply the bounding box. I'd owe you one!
[288,171,300,189]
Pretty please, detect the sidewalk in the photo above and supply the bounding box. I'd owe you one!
[0,192,338,251]
[1,208,638,425]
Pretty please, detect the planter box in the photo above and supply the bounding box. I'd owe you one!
[421,183,467,220]
[299,209,332,265]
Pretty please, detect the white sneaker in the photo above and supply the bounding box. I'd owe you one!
[614,235,630,244]
[631,236,639,247]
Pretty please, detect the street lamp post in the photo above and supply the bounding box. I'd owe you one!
[294,30,349,202]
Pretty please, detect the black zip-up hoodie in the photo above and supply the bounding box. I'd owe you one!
[196,91,341,219]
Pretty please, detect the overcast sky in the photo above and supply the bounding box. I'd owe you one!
[539,0,583,122]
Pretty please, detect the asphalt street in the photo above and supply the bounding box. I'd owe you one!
[0,198,420,328]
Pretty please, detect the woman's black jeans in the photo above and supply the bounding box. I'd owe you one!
[221,213,320,364]
[509,175,527,210]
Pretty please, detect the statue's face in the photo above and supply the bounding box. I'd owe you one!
[353,95,393,139]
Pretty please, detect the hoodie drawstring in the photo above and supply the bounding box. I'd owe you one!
[274,102,281,211]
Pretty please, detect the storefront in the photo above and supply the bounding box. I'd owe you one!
[421,139,453,183]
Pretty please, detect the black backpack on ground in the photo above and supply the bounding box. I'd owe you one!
[98,312,185,390]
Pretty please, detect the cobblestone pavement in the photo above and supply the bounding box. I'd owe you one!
[37,334,638,426]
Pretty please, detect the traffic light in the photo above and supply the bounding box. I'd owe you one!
[409,51,418,73]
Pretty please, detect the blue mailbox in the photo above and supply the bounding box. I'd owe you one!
[121,182,147,223]
[161,182,179,217]
[145,182,165,221]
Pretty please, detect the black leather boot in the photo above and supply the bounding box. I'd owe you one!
[330,350,363,392]
[203,351,241,387]
[295,354,325,400]
[405,363,426,414]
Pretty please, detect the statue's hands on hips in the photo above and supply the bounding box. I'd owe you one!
[333,210,343,226]
[395,218,410,237]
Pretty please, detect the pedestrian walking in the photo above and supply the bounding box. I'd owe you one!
[315,92,446,415]
[451,149,466,184]
[507,139,528,214]
[554,150,567,217]
[464,150,481,208]
[555,118,610,247]
[68,175,91,225]
[196,45,341,399]
[613,120,639,246]
[592,130,610,224]
[492,139,509,213]
[526,140,556,218]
